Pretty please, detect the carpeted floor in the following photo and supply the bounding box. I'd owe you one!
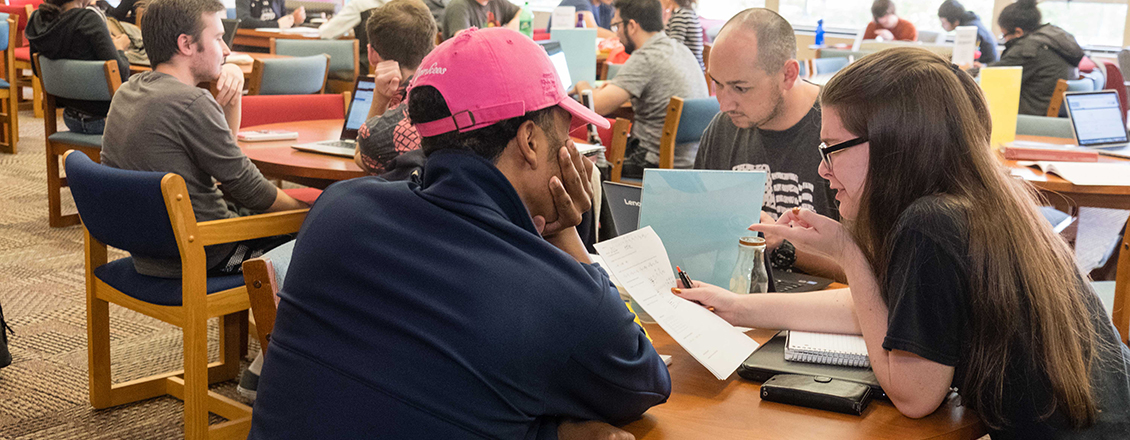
[0,111,255,439]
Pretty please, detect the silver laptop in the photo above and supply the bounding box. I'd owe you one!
[291,75,376,158]
[1064,90,1130,159]
[537,40,573,92]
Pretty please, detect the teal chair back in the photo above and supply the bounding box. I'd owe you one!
[798,60,806,78]
[1067,78,1095,93]
[606,62,623,80]
[1016,114,1075,139]
[818,49,869,59]
[675,98,721,144]
[274,39,356,81]
[0,13,9,51]
[254,55,329,95]
[812,57,850,75]
[38,56,116,101]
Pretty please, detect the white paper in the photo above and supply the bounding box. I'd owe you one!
[593,227,759,380]
[551,6,576,29]
[951,26,978,67]
[1028,161,1130,186]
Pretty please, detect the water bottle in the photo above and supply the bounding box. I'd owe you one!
[729,237,769,294]
[814,19,825,46]
[519,2,534,38]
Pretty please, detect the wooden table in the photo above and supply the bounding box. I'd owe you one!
[238,119,366,188]
[232,28,349,49]
[624,324,986,440]
[128,52,289,79]
[1007,135,1130,210]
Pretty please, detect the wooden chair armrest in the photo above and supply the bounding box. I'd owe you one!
[197,209,309,246]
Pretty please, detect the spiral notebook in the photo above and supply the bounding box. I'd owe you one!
[784,331,870,368]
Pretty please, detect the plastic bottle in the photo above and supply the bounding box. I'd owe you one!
[519,2,534,38]
[814,19,825,46]
[729,237,769,294]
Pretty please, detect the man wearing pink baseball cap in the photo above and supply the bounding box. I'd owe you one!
[249,27,670,440]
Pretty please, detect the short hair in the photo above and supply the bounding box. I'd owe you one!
[142,0,225,67]
[407,86,562,162]
[871,0,895,20]
[612,0,664,33]
[366,0,437,70]
[998,0,1041,34]
[719,8,796,74]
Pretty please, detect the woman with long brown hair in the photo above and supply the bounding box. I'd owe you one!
[675,47,1130,436]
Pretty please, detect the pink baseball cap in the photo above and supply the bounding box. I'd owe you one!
[409,27,610,137]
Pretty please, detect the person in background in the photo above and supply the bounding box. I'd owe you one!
[990,0,1083,116]
[574,0,708,178]
[661,0,702,70]
[27,0,130,135]
[422,0,447,33]
[236,0,305,29]
[352,0,435,177]
[316,0,387,39]
[694,8,841,281]
[441,0,519,40]
[102,0,306,279]
[937,0,997,64]
[103,0,146,23]
[678,47,1130,437]
[864,0,916,41]
[248,27,669,440]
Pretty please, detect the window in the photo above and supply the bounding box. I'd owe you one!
[697,0,767,21]
[763,0,994,35]
[1038,0,1126,48]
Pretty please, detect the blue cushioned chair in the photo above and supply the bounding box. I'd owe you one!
[1016,114,1075,139]
[35,55,121,227]
[247,54,330,95]
[811,56,851,75]
[0,14,18,154]
[64,150,309,440]
[657,96,721,169]
[270,38,359,94]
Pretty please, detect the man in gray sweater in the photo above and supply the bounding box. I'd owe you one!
[102,0,306,278]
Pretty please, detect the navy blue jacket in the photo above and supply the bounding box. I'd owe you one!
[249,149,671,439]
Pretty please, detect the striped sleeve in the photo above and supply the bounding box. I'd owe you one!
[665,8,704,70]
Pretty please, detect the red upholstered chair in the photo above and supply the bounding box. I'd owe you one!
[0,4,38,117]
[9,0,44,8]
[239,93,349,129]
[1101,61,1129,126]
[570,116,616,151]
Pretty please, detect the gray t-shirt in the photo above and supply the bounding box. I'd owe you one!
[102,71,278,277]
[442,0,519,40]
[611,32,709,168]
[693,100,837,219]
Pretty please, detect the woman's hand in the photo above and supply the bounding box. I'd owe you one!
[748,208,856,261]
[671,281,749,326]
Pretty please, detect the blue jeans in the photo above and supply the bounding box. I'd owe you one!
[62,109,106,135]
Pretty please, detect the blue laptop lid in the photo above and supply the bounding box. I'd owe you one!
[637,169,768,287]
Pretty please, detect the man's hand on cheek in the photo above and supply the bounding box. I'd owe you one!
[533,141,593,237]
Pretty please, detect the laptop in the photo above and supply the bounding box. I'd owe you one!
[537,40,573,92]
[1064,90,1130,159]
[603,177,832,293]
[291,76,376,157]
[222,18,241,48]
[737,330,884,396]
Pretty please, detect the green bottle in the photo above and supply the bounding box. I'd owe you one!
[519,2,534,38]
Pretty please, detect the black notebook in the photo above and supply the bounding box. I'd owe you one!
[738,331,884,397]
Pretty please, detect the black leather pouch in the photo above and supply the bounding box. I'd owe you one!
[760,374,872,415]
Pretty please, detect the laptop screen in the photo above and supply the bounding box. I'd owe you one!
[342,77,376,140]
[1066,91,1128,146]
[537,40,572,92]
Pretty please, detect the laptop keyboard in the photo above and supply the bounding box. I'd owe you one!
[776,278,819,292]
[317,140,355,148]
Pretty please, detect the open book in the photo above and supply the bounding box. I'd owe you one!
[784,331,870,368]
[1023,161,1130,186]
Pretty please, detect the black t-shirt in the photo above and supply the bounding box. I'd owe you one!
[882,195,1130,438]
[693,99,837,219]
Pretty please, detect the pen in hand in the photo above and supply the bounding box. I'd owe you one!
[676,266,694,289]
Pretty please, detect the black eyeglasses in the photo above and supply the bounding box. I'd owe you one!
[818,137,868,173]
[610,20,623,32]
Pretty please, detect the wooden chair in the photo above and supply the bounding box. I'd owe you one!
[604,118,632,183]
[247,54,330,95]
[657,96,721,169]
[269,38,359,94]
[0,4,38,117]
[1046,79,1070,117]
[0,14,20,154]
[64,149,308,440]
[242,257,281,352]
[702,42,714,96]
[35,55,121,227]
[1112,219,1130,345]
